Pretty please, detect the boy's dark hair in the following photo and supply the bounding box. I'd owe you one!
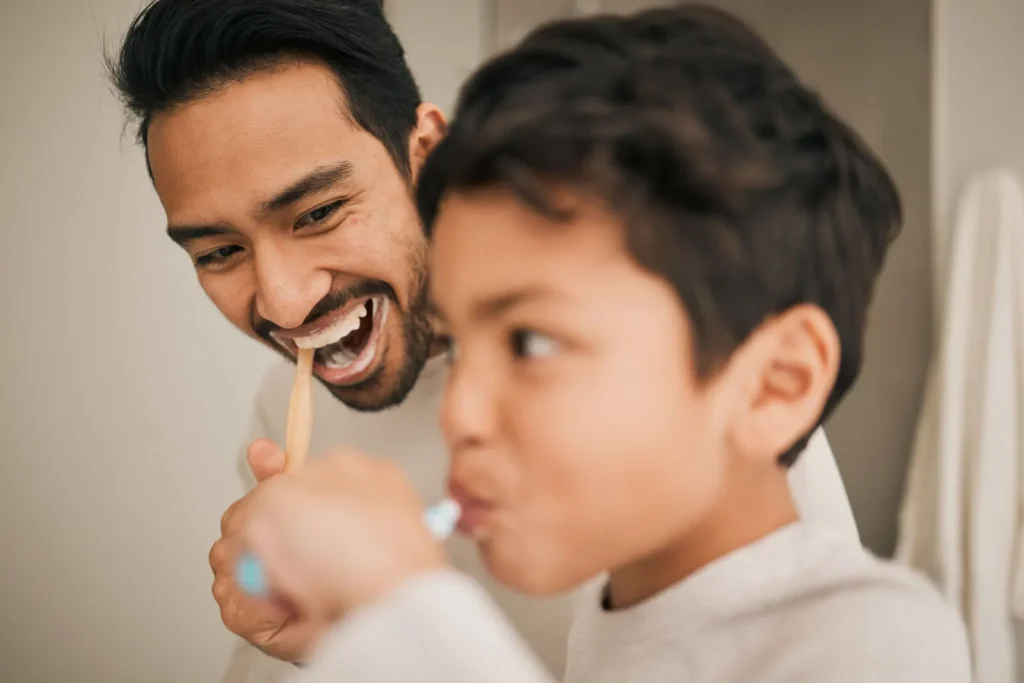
[107,0,420,175]
[416,5,902,466]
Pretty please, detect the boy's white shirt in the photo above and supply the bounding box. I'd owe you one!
[287,526,971,683]
[220,358,859,683]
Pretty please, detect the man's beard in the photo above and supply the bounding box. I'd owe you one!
[324,270,434,412]
[253,267,436,413]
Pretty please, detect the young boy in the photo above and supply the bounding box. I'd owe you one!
[240,5,972,682]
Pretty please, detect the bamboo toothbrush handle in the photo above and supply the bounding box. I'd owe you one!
[284,348,315,472]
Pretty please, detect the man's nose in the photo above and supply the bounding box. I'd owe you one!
[253,249,332,330]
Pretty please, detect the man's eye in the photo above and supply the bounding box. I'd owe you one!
[510,329,560,360]
[195,245,243,269]
[296,200,345,229]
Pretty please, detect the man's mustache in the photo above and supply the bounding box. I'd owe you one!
[252,279,398,341]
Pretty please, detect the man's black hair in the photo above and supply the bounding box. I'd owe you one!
[108,0,420,175]
[416,4,903,466]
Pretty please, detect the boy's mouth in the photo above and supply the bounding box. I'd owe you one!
[271,295,390,386]
[448,481,495,538]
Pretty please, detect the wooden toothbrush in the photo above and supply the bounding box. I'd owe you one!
[284,348,315,472]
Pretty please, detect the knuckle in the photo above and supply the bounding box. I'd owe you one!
[209,536,237,573]
[221,597,281,642]
[258,474,284,497]
[220,604,243,635]
[211,576,233,606]
[220,501,240,536]
[220,594,252,636]
[206,540,225,573]
[248,480,282,517]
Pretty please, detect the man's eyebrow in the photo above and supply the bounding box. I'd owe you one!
[165,163,355,246]
[258,161,356,217]
[166,223,234,248]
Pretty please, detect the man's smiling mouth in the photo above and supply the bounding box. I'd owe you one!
[271,295,390,386]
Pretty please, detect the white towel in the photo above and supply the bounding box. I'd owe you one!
[895,168,1024,683]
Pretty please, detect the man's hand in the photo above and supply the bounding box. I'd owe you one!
[209,440,328,663]
[241,449,448,620]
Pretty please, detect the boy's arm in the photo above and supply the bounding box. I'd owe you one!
[293,571,556,683]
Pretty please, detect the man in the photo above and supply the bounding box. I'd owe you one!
[108,1,859,681]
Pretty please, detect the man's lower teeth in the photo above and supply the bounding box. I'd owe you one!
[323,346,358,368]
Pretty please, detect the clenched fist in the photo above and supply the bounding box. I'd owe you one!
[209,439,328,663]
[241,448,448,620]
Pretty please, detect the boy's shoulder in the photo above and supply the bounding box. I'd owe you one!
[762,528,972,682]
[564,525,971,683]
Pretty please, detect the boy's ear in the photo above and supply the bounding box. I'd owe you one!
[409,103,447,180]
[726,305,840,464]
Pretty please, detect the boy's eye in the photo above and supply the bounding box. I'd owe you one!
[296,200,345,229]
[195,244,244,269]
[510,329,560,360]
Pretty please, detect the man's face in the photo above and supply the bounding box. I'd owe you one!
[431,188,736,595]
[147,61,440,411]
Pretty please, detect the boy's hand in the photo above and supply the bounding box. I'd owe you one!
[242,449,448,620]
[209,440,329,663]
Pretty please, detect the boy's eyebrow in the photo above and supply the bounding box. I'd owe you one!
[470,286,562,322]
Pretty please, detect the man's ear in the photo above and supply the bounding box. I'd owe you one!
[408,103,447,179]
[726,305,840,464]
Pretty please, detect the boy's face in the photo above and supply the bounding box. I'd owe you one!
[431,189,738,595]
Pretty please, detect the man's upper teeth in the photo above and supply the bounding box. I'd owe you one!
[294,302,369,350]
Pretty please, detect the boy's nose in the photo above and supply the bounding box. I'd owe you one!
[440,363,500,453]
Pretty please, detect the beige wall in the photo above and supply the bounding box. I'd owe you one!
[933,0,1024,294]
[0,2,269,681]
[495,0,934,556]
[386,0,489,114]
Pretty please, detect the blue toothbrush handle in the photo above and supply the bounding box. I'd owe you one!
[236,552,268,597]
[236,499,461,598]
